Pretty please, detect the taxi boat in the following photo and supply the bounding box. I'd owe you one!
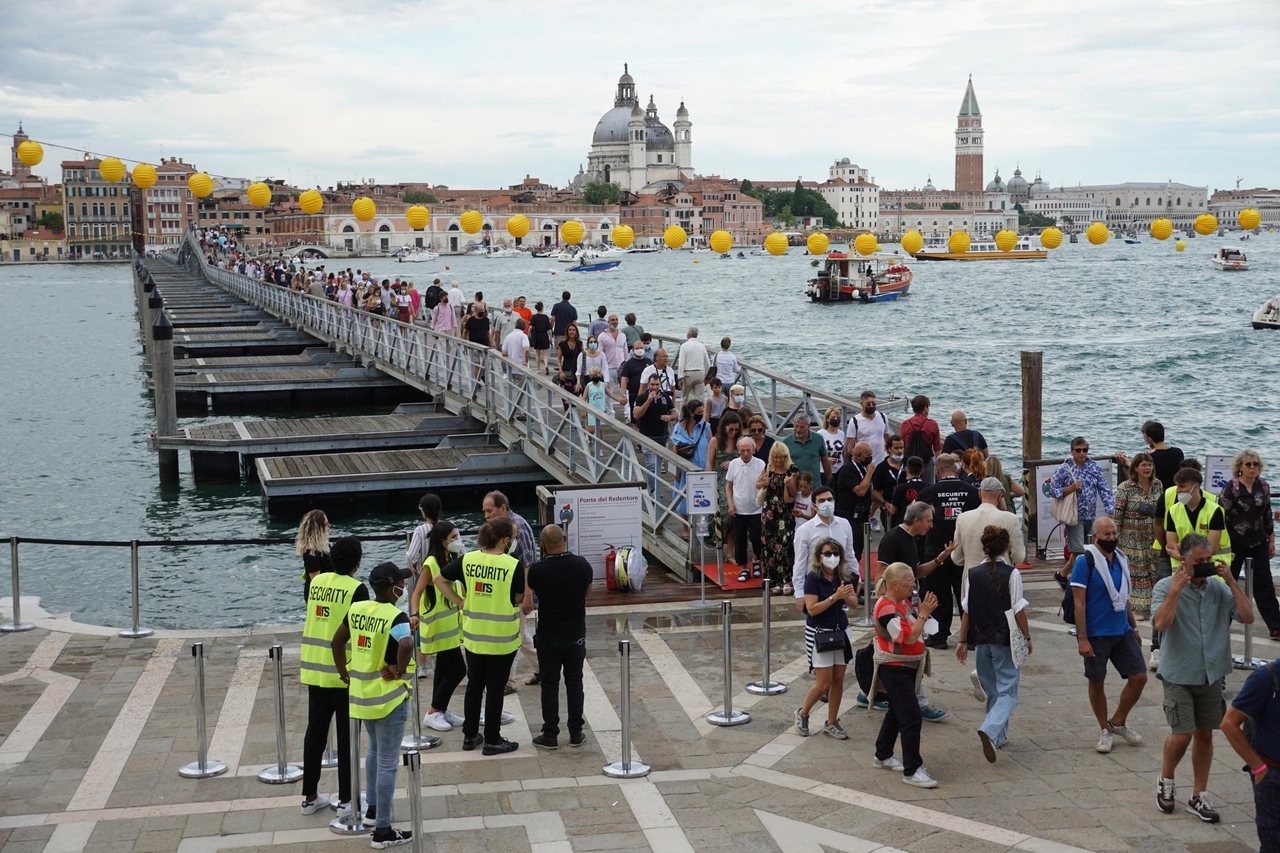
[805,252,912,303]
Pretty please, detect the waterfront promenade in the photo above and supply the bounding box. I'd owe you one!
[0,575,1266,853]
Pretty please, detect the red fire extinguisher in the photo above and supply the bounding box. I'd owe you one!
[604,544,618,591]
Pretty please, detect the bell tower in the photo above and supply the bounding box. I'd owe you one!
[954,76,983,194]
[12,123,31,179]
[673,101,692,174]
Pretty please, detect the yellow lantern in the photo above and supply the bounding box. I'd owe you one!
[806,232,830,255]
[900,230,924,255]
[352,197,376,222]
[948,231,971,254]
[460,210,483,234]
[246,182,272,208]
[1194,213,1217,236]
[99,157,125,183]
[1086,222,1109,245]
[406,205,430,230]
[188,172,214,198]
[132,163,157,189]
[612,224,635,249]
[1240,208,1262,231]
[16,140,43,167]
[1175,239,1186,252]
[1039,227,1063,249]
[1150,218,1173,241]
[708,230,732,254]
[995,230,1018,252]
[764,232,789,256]
[299,189,324,215]
[561,221,584,245]
[507,214,529,239]
[854,233,878,256]
[664,225,687,249]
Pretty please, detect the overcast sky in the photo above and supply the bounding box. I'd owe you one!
[3,0,1278,193]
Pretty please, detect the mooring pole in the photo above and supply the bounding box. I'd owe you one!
[153,311,179,485]
[1021,350,1042,540]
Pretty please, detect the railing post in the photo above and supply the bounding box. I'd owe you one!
[706,600,750,726]
[602,639,650,778]
[401,623,441,752]
[2,537,35,633]
[852,523,875,627]
[178,643,228,778]
[747,580,786,694]
[258,645,304,783]
[1234,557,1265,670]
[403,750,424,852]
[118,539,154,638]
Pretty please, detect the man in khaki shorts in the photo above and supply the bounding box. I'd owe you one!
[1151,532,1254,823]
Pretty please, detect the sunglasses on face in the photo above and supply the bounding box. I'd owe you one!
[1073,448,1089,453]
[1244,461,1261,468]
[820,551,840,557]
[750,428,764,434]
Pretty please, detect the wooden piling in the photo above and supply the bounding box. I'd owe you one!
[153,311,179,485]
[145,288,163,367]
[1021,350,1042,540]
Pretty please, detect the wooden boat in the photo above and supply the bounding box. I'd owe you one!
[805,252,912,303]
[567,260,621,273]
[913,234,1047,260]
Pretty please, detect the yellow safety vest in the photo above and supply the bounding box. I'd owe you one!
[301,573,360,689]
[1165,493,1233,569]
[418,556,462,655]
[460,552,521,655]
[346,600,411,720]
[1152,485,1178,554]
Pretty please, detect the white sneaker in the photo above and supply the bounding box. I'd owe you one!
[479,710,515,726]
[872,756,904,771]
[301,795,330,815]
[970,671,986,703]
[334,801,352,818]
[903,768,938,788]
[422,711,451,732]
[1096,729,1114,754]
[1110,721,1144,745]
[443,709,465,726]
[1148,648,1160,671]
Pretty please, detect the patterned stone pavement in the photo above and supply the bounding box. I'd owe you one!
[0,577,1269,853]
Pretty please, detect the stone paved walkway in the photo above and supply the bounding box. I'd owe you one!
[0,578,1269,853]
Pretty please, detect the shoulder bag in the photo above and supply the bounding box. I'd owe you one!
[1050,489,1078,527]
[704,352,719,383]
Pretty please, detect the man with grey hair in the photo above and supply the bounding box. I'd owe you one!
[676,326,710,406]
[954,477,1025,571]
[877,501,957,581]
[726,435,766,580]
[640,348,679,399]
[1151,532,1253,822]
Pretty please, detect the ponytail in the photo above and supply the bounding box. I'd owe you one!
[875,562,914,599]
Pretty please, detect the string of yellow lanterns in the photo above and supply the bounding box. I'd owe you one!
[246,182,272,208]
[947,231,971,254]
[854,232,878,256]
[351,197,376,222]
[299,189,324,215]
[994,229,1018,252]
[459,210,483,234]
[1039,227,1063,249]
[1194,213,1217,235]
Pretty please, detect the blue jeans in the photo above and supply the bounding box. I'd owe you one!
[1256,763,1280,853]
[642,445,662,501]
[1066,517,1094,554]
[363,699,409,829]
[975,644,1021,747]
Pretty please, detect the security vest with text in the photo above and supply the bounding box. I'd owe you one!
[1164,492,1233,569]
[346,600,411,720]
[418,556,462,655]
[460,552,521,655]
[301,572,360,689]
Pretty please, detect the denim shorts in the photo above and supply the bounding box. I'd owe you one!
[1083,631,1145,681]
[1066,518,1095,553]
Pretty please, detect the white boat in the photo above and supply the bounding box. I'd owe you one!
[481,246,524,258]
[557,248,600,263]
[1253,295,1280,330]
[1212,246,1249,271]
[398,248,440,263]
[914,234,1047,260]
[627,246,661,254]
[596,246,631,257]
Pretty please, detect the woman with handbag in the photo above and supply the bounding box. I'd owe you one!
[672,400,712,516]
[955,526,1032,763]
[1113,451,1162,618]
[795,537,857,740]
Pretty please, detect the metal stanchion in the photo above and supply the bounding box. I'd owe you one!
[178,643,228,778]
[2,537,35,633]
[118,540,154,639]
[330,716,368,835]
[747,580,786,695]
[851,523,874,628]
[321,726,339,768]
[401,625,441,752]
[706,600,750,726]
[1235,557,1266,670]
[403,749,424,852]
[716,541,725,588]
[689,522,716,609]
[258,646,303,783]
[603,640,650,778]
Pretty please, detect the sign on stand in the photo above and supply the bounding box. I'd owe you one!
[1204,455,1234,496]
[553,485,644,580]
[1032,458,1115,558]
[685,471,718,517]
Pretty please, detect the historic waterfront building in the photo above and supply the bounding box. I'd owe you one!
[1209,187,1280,230]
[1029,181,1207,231]
[585,65,693,193]
[61,155,135,259]
[955,77,984,194]
[136,157,202,252]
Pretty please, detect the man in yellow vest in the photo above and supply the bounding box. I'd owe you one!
[1164,469,1232,570]
[333,562,415,849]
[300,536,366,817]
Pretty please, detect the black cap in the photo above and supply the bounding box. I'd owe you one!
[369,561,411,588]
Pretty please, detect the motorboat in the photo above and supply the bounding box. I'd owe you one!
[557,248,600,263]
[1212,247,1249,271]
[386,246,411,258]
[805,252,912,303]
[531,248,557,258]
[567,260,621,273]
[913,234,1047,260]
[595,246,631,257]
[1124,239,1141,244]
[398,248,440,263]
[627,246,661,254]
[1253,295,1280,330]
[480,246,524,258]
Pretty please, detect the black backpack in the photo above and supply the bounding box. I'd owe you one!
[423,286,442,310]
[1059,550,1097,624]
[904,426,933,464]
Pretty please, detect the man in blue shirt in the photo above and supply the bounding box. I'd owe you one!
[549,291,577,347]
[1070,517,1148,755]
[1223,657,1280,851]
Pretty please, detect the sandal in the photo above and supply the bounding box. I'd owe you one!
[737,569,750,583]
[525,673,541,686]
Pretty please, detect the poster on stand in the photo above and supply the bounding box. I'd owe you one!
[554,486,644,580]
[1204,455,1234,496]
[685,471,718,517]
[1034,459,1114,560]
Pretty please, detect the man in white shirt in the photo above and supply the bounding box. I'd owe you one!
[676,327,710,407]
[714,337,738,386]
[448,281,464,326]
[725,437,766,582]
[792,486,859,603]
[639,349,679,398]
[952,477,1026,572]
[847,390,892,466]
[502,318,530,378]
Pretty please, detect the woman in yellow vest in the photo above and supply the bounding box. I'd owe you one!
[409,522,468,732]
[332,562,416,848]
[433,517,524,755]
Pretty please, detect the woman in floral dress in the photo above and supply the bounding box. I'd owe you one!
[756,442,798,590]
[1114,451,1162,618]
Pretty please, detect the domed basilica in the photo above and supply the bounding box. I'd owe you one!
[583,65,693,193]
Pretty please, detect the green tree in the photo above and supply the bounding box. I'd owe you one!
[905,202,924,210]
[739,179,755,197]
[1062,215,1074,225]
[940,201,961,210]
[1018,210,1057,227]
[582,182,621,205]
[777,204,797,228]
[401,190,438,204]
[36,211,64,231]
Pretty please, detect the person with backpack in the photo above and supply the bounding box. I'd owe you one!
[1221,656,1280,850]
[900,395,941,485]
[942,410,989,459]
[846,391,892,466]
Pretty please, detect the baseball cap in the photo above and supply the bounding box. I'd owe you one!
[979,477,1004,494]
[369,561,412,588]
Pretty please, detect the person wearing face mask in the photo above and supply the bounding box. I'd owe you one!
[491,299,514,349]
[577,336,612,414]
[617,341,653,418]
[1162,468,1231,572]
[872,435,907,526]
[847,391,892,466]
[433,517,525,756]
[727,383,750,422]
[332,561,416,847]
[795,538,857,740]
[792,486,858,607]
[410,522,468,733]
[835,441,876,558]
[818,407,847,475]
[482,491,538,691]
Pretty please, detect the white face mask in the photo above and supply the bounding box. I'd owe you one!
[733,395,745,404]
[821,554,840,570]
[446,539,463,554]
[507,539,519,555]
[1176,490,1194,505]
[816,500,835,519]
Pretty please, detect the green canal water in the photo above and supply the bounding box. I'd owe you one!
[1,234,1276,629]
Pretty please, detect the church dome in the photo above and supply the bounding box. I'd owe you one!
[923,176,935,191]
[1006,167,1028,193]
[985,171,1006,192]
[593,106,636,145]
[643,94,674,151]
